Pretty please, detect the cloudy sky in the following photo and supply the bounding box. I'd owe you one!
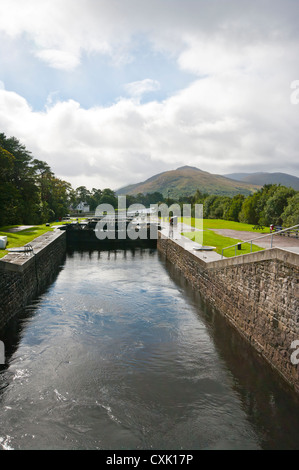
[0,0,299,190]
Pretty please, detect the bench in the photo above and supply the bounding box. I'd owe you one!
[273,226,299,238]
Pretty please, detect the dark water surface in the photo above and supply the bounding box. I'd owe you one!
[0,248,299,450]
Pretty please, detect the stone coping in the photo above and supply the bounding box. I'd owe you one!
[158,230,299,270]
[207,246,299,270]
[0,229,65,273]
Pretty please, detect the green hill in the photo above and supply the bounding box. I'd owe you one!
[224,172,299,190]
[116,166,260,198]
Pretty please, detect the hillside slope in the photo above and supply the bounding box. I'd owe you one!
[224,172,299,190]
[117,166,260,198]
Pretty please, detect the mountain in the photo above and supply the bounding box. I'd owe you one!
[116,166,261,199]
[224,172,299,190]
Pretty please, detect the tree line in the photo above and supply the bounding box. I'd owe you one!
[126,185,299,228]
[1,132,298,228]
[0,133,166,226]
[182,185,299,227]
[0,133,73,226]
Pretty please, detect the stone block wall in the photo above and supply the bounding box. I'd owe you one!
[158,234,299,392]
[0,230,66,328]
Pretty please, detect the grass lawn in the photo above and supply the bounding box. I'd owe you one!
[179,218,269,233]
[0,225,54,259]
[183,229,264,258]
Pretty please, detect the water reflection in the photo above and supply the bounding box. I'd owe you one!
[0,247,298,450]
[164,257,299,450]
[0,261,65,376]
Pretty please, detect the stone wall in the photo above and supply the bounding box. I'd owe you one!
[0,230,66,328]
[157,234,299,392]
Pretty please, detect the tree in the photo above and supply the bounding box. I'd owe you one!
[0,147,15,180]
[239,185,277,225]
[0,132,73,225]
[203,195,231,219]
[203,195,218,219]
[0,147,18,225]
[75,186,91,206]
[0,133,43,223]
[99,188,118,207]
[261,186,296,226]
[0,182,20,226]
[47,178,73,220]
[31,159,55,222]
[89,188,103,210]
[281,193,299,227]
[226,194,245,222]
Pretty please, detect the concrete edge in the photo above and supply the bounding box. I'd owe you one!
[0,230,66,273]
[158,231,299,270]
[207,247,299,270]
[158,232,208,268]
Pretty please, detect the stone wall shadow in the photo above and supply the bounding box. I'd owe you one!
[0,256,66,376]
[161,253,299,450]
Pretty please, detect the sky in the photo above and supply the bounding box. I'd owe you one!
[0,0,299,191]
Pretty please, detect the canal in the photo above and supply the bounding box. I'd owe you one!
[0,247,299,450]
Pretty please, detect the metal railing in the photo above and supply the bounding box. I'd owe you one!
[221,224,299,259]
[7,244,34,255]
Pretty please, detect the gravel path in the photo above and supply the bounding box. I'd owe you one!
[211,228,299,249]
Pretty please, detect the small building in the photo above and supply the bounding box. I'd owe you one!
[76,202,90,212]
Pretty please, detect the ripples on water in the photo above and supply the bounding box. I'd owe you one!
[0,248,299,450]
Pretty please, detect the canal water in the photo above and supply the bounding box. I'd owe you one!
[0,247,299,450]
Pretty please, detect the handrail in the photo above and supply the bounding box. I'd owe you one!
[221,224,299,259]
[7,244,34,255]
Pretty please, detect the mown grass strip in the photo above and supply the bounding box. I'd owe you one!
[179,218,269,233]
[0,225,54,259]
[183,229,264,258]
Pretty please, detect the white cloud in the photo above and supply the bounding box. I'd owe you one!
[1,63,298,191]
[0,0,299,189]
[35,49,81,71]
[0,0,136,70]
[0,0,295,72]
[124,79,161,99]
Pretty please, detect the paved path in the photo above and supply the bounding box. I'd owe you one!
[3,225,35,233]
[159,221,222,262]
[159,220,299,260]
[211,228,299,251]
